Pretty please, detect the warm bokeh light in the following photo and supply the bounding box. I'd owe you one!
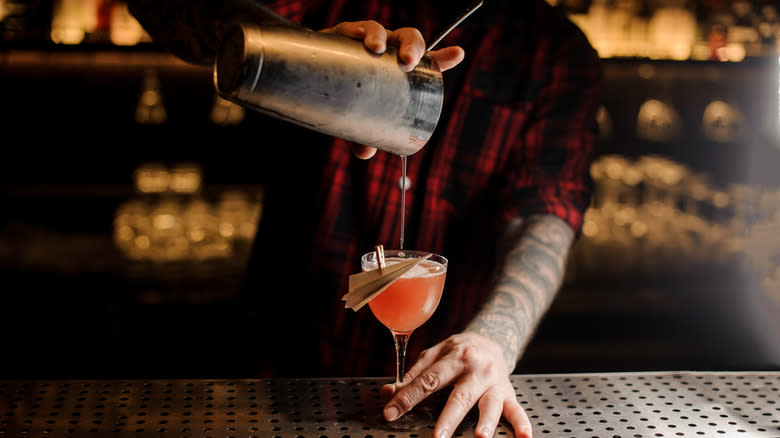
[169,162,202,194]
[133,162,169,194]
[50,0,87,44]
[571,153,780,304]
[135,69,167,125]
[566,1,763,62]
[636,99,682,143]
[701,100,747,143]
[115,164,263,263]
[109,2,146,46]
[210,96,245,126]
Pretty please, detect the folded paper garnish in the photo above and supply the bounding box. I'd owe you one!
[342,253,432,311]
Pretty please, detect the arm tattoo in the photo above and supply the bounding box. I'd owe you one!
[465,214,575,371]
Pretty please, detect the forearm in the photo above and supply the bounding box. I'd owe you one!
[126,0,291,66]
[464,214,575,371]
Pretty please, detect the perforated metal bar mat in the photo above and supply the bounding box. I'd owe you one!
[0,372,778,437]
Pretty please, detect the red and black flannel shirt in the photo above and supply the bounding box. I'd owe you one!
[239,0,602,378]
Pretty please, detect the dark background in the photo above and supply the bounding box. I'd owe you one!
[2,0,780,379]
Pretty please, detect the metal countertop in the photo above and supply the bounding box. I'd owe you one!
[1,371,778,437]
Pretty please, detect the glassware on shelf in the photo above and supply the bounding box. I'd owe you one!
[647,3,697,60]
[108,1,147,46]
[50,0,89,45]
[210,95,245,126]
[135,68,167,125]
[113,199,152,260]
[169,162,202,194]
[217,191,258,241]
[183,197,231,261]
[701,100,747,143]
[636,99,683,143]
[148,197,188,262]
[116,162,265,264]
[133,161,169,194]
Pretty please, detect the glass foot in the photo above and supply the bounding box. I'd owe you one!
[366,406,434,431]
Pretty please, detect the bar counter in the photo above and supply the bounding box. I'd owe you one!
[1,371,778,437]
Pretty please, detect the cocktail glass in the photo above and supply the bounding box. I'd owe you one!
[361,249,448,430]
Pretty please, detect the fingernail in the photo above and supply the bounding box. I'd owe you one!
[367,37,385,53]
[384,406,399,421]
[520,425,532,437]
[434,427,449,438]
[406,47,420,64]
[476,426,492,437]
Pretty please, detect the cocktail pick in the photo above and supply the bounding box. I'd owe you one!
[342,251,432,312]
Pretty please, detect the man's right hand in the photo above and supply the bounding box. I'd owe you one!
[320,20,465,159]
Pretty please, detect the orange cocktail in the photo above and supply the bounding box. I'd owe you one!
[360,249,448,431]
[367,258,446,334]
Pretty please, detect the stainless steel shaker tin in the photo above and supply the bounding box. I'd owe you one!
[213,24,444,156]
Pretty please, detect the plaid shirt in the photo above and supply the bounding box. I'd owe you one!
[240,0,602,378]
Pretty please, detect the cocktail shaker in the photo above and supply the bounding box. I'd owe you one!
[213,23,444,156]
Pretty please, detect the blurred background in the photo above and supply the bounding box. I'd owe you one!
[1,0,779,379]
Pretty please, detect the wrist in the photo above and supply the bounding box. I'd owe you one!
[463,322,522,373]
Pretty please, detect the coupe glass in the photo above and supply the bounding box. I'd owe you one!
[361,249,448,430]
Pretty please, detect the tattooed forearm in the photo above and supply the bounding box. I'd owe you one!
[465,214,575,371]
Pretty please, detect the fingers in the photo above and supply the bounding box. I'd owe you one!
[429,46,466,72]
[474,386,504,438]
[379,382,396,402]
[434,377,484,438]
[441,383,531,438]
[387,27,426,70]
[321,22,464,73]
[360,20,389,54]
[474,386,532,438]
[321,20,388,53]
[319,21,366,39]
[403,344,445,383]
[350,144,377,160]
[384,352,463,421]
[502,397,533,438]
[383,332,532,437]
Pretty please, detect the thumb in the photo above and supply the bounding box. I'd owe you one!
[428,46,465,72]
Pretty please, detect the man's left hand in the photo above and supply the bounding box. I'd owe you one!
[381,332,533,438]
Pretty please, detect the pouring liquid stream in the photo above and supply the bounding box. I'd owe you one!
[396,0,483,251]
[399,155,407,250]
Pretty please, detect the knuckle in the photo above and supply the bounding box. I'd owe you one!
[479,358,499,376]
[364,20,382,30]
[443,335,460,350]
[458,344,483,365]
[417,372,440,392]
[451,390,476,410]
[395,390,416,411]
[398,26,422,38]
[480,390,502,406]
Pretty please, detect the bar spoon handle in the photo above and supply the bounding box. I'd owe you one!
[426,0,484,52]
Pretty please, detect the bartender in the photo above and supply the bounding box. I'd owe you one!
[126,1,602,437]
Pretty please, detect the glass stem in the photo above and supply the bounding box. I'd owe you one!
[393,332,410,384]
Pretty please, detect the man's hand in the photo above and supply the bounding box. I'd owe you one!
[320,20,465,159]
[380,332,533,438]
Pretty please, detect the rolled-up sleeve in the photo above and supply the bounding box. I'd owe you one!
[502,14,602,234]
